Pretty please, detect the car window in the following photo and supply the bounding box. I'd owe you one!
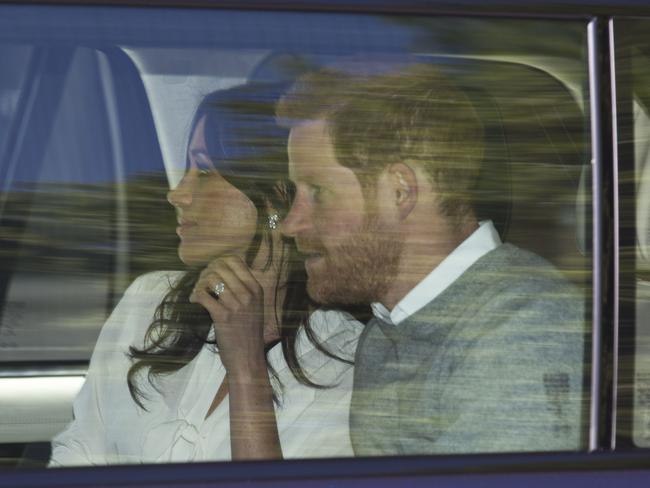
[0,44,31,167]
[0,3,592,468]
[0,46,176,362]
[612,19,650,448]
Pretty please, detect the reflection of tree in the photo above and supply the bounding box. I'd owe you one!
[122,172,184,281]
[0,171,181,287]
[381,15,588,261]
[615,22,650,283]
[390,16,585,59]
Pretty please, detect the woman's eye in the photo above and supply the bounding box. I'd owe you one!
[192,155,216,177]
[195,162,215,177]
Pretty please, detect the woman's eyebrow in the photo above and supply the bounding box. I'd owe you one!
[189,150,217,168]
[189,149,209,158]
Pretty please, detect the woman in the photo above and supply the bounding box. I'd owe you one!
[49,83,361,465]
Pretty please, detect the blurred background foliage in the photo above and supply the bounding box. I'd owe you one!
[0,171,182,287]
[394,17,586,60]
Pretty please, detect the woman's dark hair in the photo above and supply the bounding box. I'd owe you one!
[127,83,345,408]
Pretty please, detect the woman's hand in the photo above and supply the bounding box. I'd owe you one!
[189,255,282,460]
[189,255,266,378]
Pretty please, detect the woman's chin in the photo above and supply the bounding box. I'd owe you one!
[178,247,209,267]
[178,245,245,267]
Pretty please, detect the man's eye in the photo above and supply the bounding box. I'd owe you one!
[311,185,323,202]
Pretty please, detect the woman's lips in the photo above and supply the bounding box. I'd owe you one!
[176,222,197,238]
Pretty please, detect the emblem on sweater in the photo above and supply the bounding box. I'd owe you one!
[543,372,571,435]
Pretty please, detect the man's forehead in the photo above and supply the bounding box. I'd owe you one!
[288,118,336,179]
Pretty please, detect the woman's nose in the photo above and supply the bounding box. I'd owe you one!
[167,175,193,208]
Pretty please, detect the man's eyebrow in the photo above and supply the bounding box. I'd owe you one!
[288,165,310,182]
[292,172,321,185]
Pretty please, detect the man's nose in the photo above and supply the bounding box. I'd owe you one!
[167,174,193,209]
[281,194,311,238]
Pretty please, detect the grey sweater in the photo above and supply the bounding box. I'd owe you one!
[350,244,588,455]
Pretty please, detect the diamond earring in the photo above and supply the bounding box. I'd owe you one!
[268,213,280,230]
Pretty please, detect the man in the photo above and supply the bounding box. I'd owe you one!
[277,64,587,455]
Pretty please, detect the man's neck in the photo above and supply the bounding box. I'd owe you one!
[379,218,478,311]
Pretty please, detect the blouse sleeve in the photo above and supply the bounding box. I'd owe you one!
[48,272,174,467]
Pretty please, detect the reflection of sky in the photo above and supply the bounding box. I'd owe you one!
[0,4,586,190]
[0,5,422,190]
[0,5,418,55]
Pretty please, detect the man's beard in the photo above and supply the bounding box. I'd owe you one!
[300,218,402,306]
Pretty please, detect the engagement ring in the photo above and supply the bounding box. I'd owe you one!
[213,281,225,298]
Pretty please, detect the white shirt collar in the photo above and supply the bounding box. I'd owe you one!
[371,220,502,326]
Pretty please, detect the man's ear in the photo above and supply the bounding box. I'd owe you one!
[388,162,418,220]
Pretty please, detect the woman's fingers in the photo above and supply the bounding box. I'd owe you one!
[213,256,263,301]
[191,285,228,318]
[188,256,268,374]
[188,255,263,320]
[206,267,247,309]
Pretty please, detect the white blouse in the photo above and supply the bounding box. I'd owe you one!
[49,271,361,466]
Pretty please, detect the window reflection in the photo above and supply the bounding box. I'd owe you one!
[0,4,591,468]
[614,19,650,448]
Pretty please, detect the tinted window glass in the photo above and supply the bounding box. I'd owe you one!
[0,44,31,166]
[613,19,650,448]
[0,4,592,467]
[0,47,174,362]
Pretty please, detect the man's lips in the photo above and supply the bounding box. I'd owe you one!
[299,250,324,269]
[295,240,326,268]
[296,247,322,259]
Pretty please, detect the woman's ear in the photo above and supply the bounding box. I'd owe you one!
[388,162,418,220]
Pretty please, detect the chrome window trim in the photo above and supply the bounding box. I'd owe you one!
[608,17,621,450]
[0,364,87,379]
[588,16,618,452]
[588,17,604,452]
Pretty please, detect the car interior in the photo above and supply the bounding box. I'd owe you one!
[0,4,646,473]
